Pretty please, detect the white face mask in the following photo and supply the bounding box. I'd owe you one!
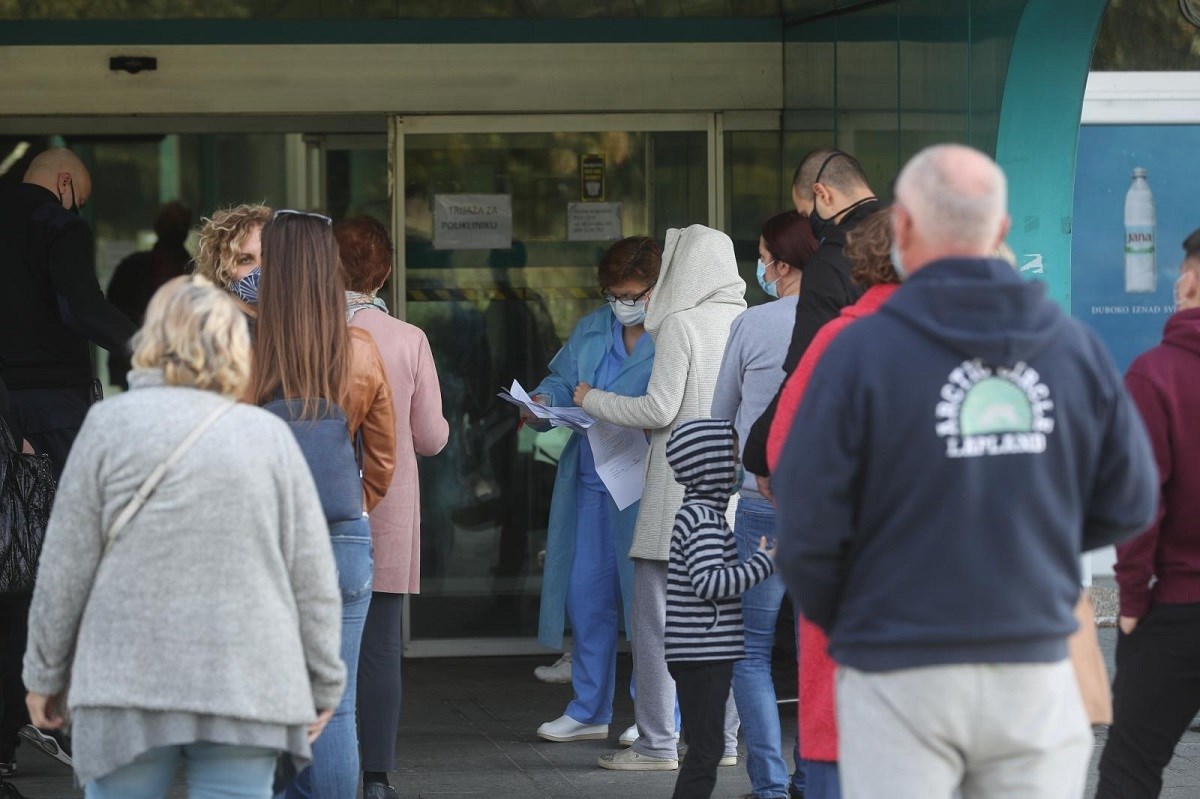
[611,300,647,327]
[890,244,907,281]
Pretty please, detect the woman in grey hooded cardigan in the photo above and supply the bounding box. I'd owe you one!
[22,277,345,798]
[575,225,747,772]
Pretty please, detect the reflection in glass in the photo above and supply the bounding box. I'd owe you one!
[406,130,707,639]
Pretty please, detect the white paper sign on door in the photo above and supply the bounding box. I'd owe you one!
[434,194,513,250]
[568,202,623,242]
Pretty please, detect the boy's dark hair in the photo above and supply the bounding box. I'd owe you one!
[1183,228,1200,261]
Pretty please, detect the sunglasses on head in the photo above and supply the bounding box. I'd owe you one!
[272,209,333,226]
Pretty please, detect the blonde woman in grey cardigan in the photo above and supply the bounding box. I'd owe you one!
[23,276,345,798]
[575,225,747,772]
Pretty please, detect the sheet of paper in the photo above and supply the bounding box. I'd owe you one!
[497,380,596,432]
[587,421,649,511]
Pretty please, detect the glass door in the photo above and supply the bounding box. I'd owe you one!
[394,114,717,656]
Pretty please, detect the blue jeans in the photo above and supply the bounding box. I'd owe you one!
[86,743,278,799]
[803,760,842,799]
[732,497,804,798]
[286,518,374,799]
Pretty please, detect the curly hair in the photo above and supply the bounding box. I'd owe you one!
[193,204,271,288]
[131,275,251,398]
[334,215,394,293]
[846,208,900,287]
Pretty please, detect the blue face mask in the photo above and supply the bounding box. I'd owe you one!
[756,259,780,299]
[229,268,262,307]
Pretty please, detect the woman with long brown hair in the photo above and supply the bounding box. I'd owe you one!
[250,210,396,799]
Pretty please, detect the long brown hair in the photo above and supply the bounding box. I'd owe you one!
[249,213,351,418]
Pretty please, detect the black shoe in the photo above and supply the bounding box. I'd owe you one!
[788,784,805,799]
[18,726,71,767]
[0,763,12,778]
[363,783,398,799]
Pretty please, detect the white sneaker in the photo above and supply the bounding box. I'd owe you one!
[619,724,681,748]
[719,753,739,767]
[618,723,639,747]
[534,652,572,684]
[537,714,609,742]
[597,748,678,771]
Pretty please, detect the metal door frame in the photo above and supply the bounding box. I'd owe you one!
[392,112,724,658]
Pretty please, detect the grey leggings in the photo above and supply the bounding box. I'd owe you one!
[356,591,404,772]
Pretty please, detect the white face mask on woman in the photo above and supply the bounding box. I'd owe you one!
[610,300,647,327]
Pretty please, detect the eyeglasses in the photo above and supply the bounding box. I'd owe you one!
[272,209,333,226]
[600,286,652,306]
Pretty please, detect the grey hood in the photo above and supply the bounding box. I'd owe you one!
[646,225,747,337]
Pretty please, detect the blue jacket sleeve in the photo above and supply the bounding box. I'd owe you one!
[534,321,585,408]
[773,352,862,632]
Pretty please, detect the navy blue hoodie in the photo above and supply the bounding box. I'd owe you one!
[774,258,1158,672]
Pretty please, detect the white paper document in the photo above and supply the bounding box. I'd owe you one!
[586,422,649,511]
[497,380,597,433]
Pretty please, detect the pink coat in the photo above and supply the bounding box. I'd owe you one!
[351,309,449,594]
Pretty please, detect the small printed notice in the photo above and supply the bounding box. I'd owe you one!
[568,202,623,242]
[580,153,606,201]
[586,422,649,511]
[433,194,512,250]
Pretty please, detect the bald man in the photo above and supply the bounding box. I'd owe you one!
[0,148,134,773]
[772,145,1158,798]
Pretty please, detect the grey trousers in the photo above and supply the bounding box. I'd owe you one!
[837,660,1092,799]
[630,559,739,760]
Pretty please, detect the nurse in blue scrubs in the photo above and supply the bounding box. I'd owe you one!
[526,237,659,744]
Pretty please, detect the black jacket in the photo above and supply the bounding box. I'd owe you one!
[0,184,136,390]
[743,199,880,476]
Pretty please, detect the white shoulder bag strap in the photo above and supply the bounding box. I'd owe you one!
[103,401,235,556]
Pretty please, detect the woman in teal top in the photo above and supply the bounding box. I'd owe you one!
[524,237,659,744]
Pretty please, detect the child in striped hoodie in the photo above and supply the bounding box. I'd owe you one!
[665,419,775,799]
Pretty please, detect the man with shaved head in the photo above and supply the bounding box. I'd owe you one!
[772,145,1158,798]
[0,148,134,775]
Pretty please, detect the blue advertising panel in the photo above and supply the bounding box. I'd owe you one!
[1071,125,1199,373]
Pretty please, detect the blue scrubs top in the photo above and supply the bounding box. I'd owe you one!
[578,317,647,492]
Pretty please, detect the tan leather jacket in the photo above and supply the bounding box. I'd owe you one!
[345,327,397,512]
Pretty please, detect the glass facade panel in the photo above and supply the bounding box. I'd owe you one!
[898,0,968,165]
[784,0,1022,186]
[404,129,707,640]
[834,4,900,192]
[0,0,782,19]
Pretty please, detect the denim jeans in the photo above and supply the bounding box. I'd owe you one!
[86,743,278,799]
[731,497,802,798]
[286,517,374,799]
[803,761,842,799]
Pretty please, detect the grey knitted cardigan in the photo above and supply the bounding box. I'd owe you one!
[23,370,346,723]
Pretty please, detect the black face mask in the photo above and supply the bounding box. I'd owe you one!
[58,181,79,215]
[806,152,875,240]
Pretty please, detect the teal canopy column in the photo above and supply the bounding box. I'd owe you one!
[994,0,1109,310]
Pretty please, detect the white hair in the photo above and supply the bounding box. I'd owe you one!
[895,144,1008,253]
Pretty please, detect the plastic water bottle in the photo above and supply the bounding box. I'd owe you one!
[1124,167,1156,293]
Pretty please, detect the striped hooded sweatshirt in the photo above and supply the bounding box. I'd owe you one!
[665,419,774,662]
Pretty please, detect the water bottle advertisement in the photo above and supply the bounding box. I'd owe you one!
[1071,125,1200,373]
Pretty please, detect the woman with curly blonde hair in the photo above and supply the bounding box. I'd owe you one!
[194,204,272,331]
[23,275,345,798]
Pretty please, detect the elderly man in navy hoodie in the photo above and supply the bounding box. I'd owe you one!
[1096,230,1200,798]
[773,144,1158,799]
